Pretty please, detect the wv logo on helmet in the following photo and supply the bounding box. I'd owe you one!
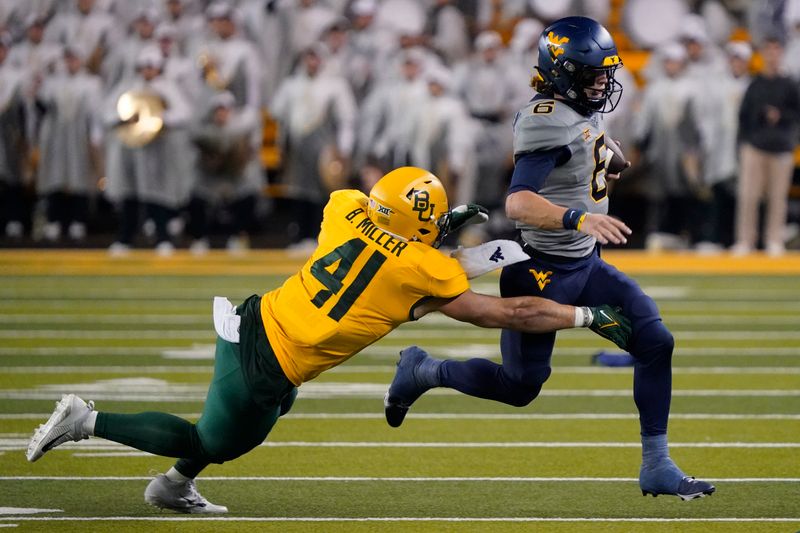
[408,188,435,221]
[546,31,570,57]
[530,269,553,291]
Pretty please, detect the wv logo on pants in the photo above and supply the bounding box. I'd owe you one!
[530,269,553,291]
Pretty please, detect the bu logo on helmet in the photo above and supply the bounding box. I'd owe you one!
[408,188,435,221]
[546,31,569,58]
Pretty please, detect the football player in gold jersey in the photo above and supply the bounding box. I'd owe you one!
[27,167,631,514]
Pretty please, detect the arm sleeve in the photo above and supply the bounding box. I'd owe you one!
[508,147,571,194]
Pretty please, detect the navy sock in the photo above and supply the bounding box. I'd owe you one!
[640,434,685,491]
[415,355,443,389]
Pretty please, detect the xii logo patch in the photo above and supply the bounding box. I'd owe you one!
[530,269,553,291]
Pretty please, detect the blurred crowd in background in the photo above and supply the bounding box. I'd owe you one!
[0,0,799,255]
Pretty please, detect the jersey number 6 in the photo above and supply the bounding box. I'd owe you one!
[310,238,387,321]
[591,134,608,202]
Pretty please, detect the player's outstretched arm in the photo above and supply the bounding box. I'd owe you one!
[413,291,632,349]
[437,290,575,332]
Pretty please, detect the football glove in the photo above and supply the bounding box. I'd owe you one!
[588,305,632,351]
[444,204,489,233]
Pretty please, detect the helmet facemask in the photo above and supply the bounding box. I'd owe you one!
[431,211,453,249]
[555,60,623,114]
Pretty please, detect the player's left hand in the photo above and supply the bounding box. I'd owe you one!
[589,304,632,351]
[578,213,631,245]
[446,204,489,233]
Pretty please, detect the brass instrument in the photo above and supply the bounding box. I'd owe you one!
[197,52,228,91]
[115,90,164,148]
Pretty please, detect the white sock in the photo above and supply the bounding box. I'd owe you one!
[82,411,98,436]
[166,467,192,483]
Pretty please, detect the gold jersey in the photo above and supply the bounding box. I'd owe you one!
[261,189,469,386]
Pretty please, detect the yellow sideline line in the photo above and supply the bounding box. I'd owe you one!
[0,249,799,276]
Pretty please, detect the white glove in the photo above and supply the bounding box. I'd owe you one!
[213,296,241,343]
[450,239,529,279]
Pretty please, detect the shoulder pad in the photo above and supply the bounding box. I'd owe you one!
[323,189,367,220]
[418,247,469,299]
[514,99,584,154]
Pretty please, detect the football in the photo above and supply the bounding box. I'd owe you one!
[605,137,630,175]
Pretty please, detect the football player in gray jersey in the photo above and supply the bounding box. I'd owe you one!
[386,16,715,501]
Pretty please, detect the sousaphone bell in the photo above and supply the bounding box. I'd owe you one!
[115,90,165,148]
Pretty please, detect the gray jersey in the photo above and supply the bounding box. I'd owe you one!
[512,96,609,258]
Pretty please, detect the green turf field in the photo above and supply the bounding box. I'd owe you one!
[1,251,799,532]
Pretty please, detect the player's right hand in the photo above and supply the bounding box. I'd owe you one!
[589,305,632,351]
[447,204,489,233]
[578,213,631,245]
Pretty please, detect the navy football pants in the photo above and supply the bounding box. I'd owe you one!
[440,249,673,436]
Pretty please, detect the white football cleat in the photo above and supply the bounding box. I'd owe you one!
[27,394,94,462]
[144,474,228,514]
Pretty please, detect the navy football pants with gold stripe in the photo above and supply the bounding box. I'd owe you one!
[440,248,673,437]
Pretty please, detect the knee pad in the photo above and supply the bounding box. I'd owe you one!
[628,294,674,351]
[646,321,675,354]
[630,317,674,366]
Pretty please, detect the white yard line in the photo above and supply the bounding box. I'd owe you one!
[0,516,798,523]
[2,388,799,402]
[3,412,799,421]
[256,441,800,448]
[1,345,800,357]
[0,366,212,374]
[329,365,800,375]
[1,439,799,451]
[0,347,169,356]
[3,312,800,326]
[0,331,214,339]
[5,329,800,340]
[0,315,205,324]
[1,475,798,482]
[3,365,799,374]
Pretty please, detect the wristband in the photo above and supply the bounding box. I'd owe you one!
[574,306,594,327]
[562,208,586,230]
[576,212,588,231]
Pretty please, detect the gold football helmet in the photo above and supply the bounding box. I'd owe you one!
[367,167,450,247]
